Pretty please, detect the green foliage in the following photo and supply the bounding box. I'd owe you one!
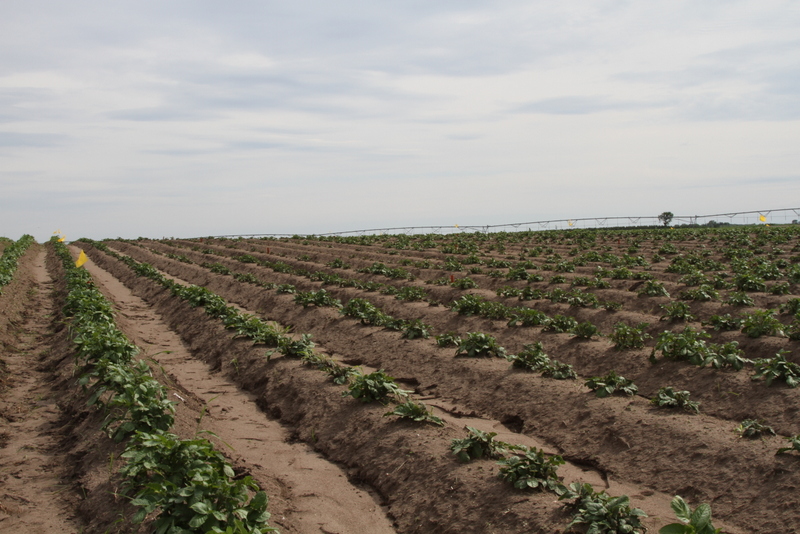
[497,448,564,491]
[384,400,444,426]
[733,273,767,292]
[506,307,550,327]
[609,322,651,350]
[679,284,719,302]
[637,280,669,297]
[450,427,509,462]
[740,309,785,338]
[724,291,754,306]
[660,301,696,322]
[451,276,478,289]
[602,300,623,311]
[704,314,743,331]
[343,370,410,404]
[776,435,800,455]
[540,360,578,380]
[293,289,342,309]
[507,342,550,371]
[401,319,432,340]
[325,258,350,269]
[120,432,274,533]
[435,332,462,347]
[780,297,800,316]
[752,350,800,387]
[455,332,507,358]
[394,286,428,302]
[651,387,700,414]
[736,419,776,439]
[341,298,391,326]
[559,482,647,534]
[651,327,711,366]
[541,314,578,334]
[659,495,721,534]
[585,370,638,398]
[573,321,600,339]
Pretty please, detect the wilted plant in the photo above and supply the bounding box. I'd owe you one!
[384,400,444,426]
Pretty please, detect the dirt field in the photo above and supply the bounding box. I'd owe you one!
[1,227,800,533]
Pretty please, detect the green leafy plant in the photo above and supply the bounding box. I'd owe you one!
[637,280,670,297]
[659,495,722,534]
[776,435,800,455]
[752,350,800,387]
[585,370,638,398]
[384,400,444,426]
[450,427,509,462]
[724,291,754,306]
[401,319,432,340]
[343,369,410,404]
[435,332,462,347]
[740,309,785,338]
[120,432,274,533]
[541,314,578,334]
[540,360,578,380]
[660,301,696,322]
[736,419,776,439]
[507,342,550,372]
[704,314,743,331]
[497,448,564,491]
[572,321,600,339]
[455,332,507,358]
[559,482,647,534]
[293,289,342,309]
[451,276,478,289]
[651,327,711,366]
[609,322,651,350]
[650,387,700,414]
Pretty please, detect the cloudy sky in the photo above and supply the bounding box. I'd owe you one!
[2,1,799,241]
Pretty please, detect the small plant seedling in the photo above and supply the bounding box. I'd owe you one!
[585,370,638,398]
[455,332,506,358]
[651,387,700,414]
[777,435,800,455]
[752,350,800,387]
[497,448,564,492]
[450,427,513,462]
[343,370,410,404]
[384,400,444,426]
[659,495,722,534]
[736,419,776,439]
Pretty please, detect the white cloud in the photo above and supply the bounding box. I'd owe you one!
[0,1,799,241]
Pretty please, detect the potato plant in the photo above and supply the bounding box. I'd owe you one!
[650,387,700,414]
[384,400,444,426]
[497,448,564,492]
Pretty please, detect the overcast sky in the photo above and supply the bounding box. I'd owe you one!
[2,1,799,241]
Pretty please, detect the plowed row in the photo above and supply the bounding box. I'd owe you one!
[76,227,800,534]
[3,227,800,533]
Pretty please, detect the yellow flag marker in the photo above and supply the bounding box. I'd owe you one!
[75,250,88,268]
[568,220,574,227]
[58,235,66,243]
[759,214,767,222]
[455,224,459,228]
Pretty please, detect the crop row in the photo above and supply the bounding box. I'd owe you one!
[81,241,740,533]
[50,238,274,534]
[133,239,798,387]
[0,234,35,292]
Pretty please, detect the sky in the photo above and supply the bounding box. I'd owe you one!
[1,1,800,242]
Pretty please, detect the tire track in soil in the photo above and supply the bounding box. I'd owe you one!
[74,245,398,534]
[0,247,81,532]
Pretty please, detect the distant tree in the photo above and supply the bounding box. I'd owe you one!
[658,211,674,227]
